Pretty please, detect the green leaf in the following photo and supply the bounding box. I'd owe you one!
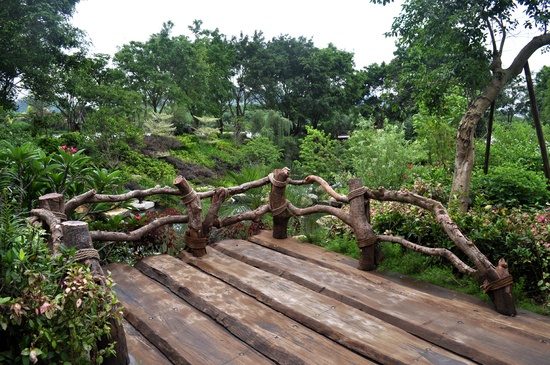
[19,249,25,261]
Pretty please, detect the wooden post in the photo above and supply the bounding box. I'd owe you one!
[174,176,207,257]
[37,193,66,252]
[61,221,129,364]
[480,259,517,316]
[269,167,292,239]
[348,179,378,271]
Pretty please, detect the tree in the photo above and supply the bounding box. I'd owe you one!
[386,0,550,211]
[229,31,269,120]
[182,21,235,126]
[0,0,84,109]
[114,22,181,116]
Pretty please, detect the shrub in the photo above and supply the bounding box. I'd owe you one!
[471,165,550,207]
[0,200,121,363]
[348,122,423,190]
[294,126,344,181]
[237,136,282,167]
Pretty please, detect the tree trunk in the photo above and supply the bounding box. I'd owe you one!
[450,33,550,211]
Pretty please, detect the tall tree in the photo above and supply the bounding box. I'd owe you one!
[0,0,84,109]
[114,22,181,116]
[386,0,550,210]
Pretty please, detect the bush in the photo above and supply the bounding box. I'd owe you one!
[0,200,121,363]
[471,165,550,206]
[237,136,282,167]
[294,126,345,181]
[348,122,423,190]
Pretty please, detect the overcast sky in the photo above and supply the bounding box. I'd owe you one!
[72,0,547,71]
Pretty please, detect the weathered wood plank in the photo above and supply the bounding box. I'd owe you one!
[244,231,550,365]
[179,250,475,365]
[135,254,375,365]
[105,262,273,365]
[123,320,172,365]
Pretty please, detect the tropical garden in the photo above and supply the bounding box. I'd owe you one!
[1,0,550,363]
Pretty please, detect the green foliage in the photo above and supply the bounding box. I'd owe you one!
[248,110,293,149]
[0,0,84,109]
[413,92,466,167]
[0,121,33,145]
[471,165,550,206]
[220,166,273,218]
[237,137,282,167]
[121,149,176,183]
[294,126,345,181]
[0,142,125,214]
[0,200,120,363]
[348,121,421,189]
[477,122,548,172]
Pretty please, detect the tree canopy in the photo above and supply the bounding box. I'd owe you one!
[0,0,84,109]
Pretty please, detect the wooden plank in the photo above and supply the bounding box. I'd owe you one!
[250,230,550,336]
[135,254,375,365]
[244,232,550,364]
[105,262,273,365]
[179,250,475,365]
[123,320,172,365]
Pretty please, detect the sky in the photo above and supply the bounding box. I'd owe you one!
[71,0,548,71]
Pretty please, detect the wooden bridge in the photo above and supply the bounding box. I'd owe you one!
[106,231,550,365]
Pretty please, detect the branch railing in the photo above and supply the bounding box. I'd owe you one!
[31,167,516,316]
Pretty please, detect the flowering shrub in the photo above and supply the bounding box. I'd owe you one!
[0,208,121,363]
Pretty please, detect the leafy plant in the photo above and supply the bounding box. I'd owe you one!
[471,164,550,206]
[348,121,422,190]
[294,126,345,181]
[0,200,121,363]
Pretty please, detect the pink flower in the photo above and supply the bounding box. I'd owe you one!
[69,147,77,154]
[134,214,141,220]
[60,145,67,150]
[536,214,546,223]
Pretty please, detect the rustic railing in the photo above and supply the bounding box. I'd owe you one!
[31,167,516,323]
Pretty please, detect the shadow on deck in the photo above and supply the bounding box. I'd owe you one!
[105,230,550,365]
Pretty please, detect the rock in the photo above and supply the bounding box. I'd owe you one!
[102,208,131,220]
[130,200,155,211]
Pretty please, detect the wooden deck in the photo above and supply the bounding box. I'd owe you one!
[105,230,550,365]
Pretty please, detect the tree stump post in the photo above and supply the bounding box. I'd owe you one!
[61,221,129,364]
[174,176,207,257]
[480,259,517,316]
[348,179,379,271]
[37,193,66,252]
[269,167,292,239]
